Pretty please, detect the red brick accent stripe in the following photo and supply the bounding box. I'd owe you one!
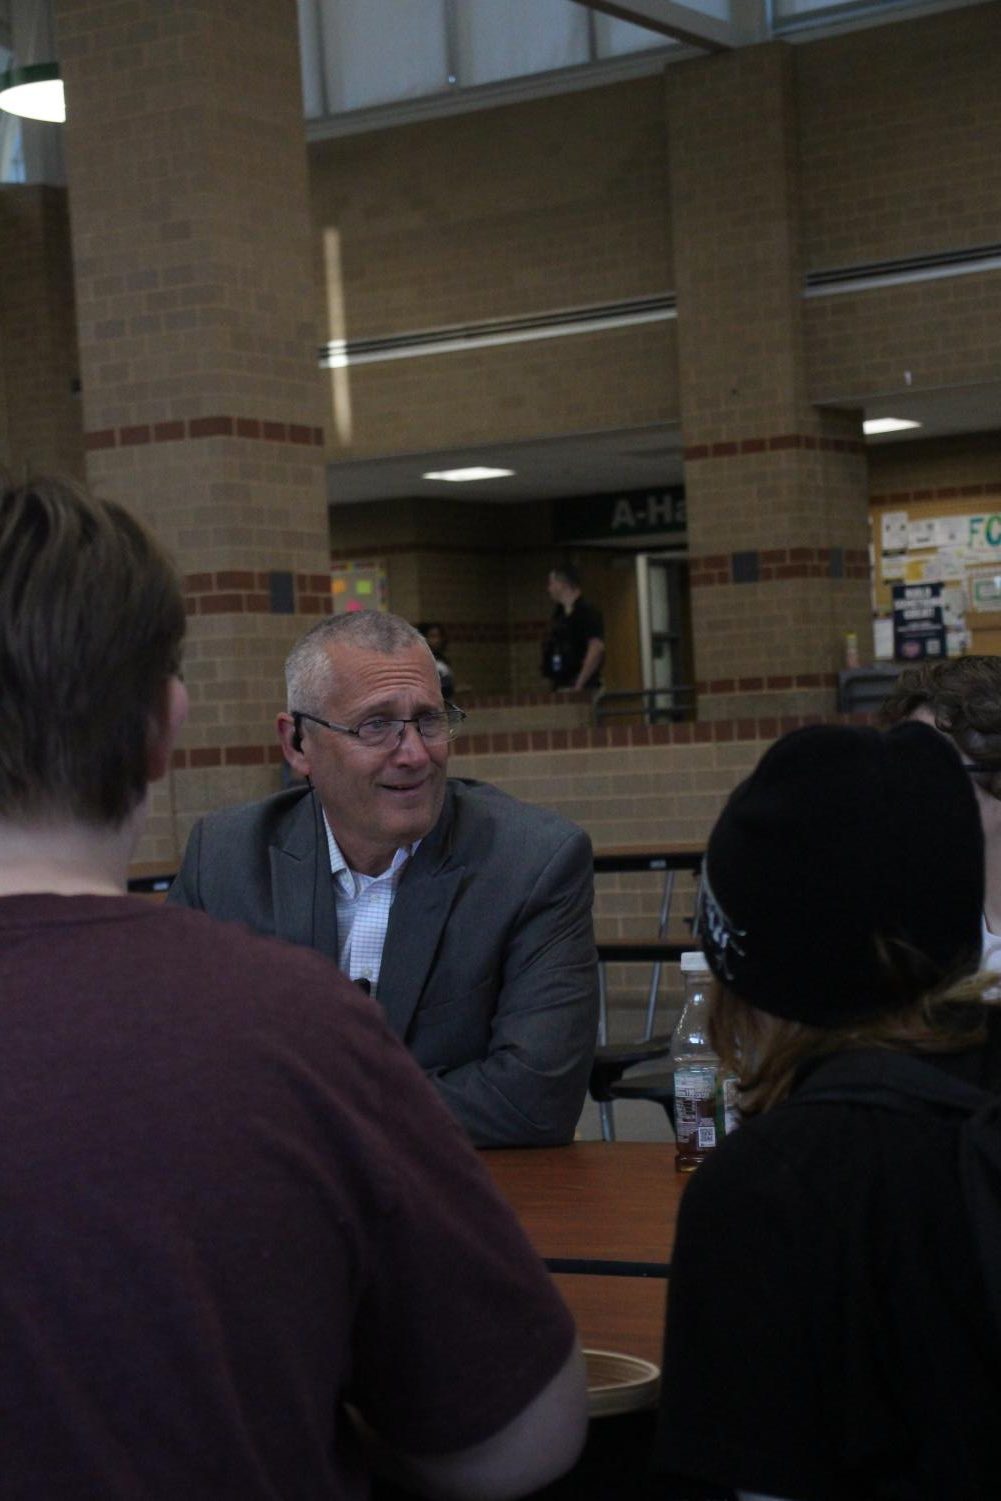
[870,484,1001,504]
[452,710,875,756]
[84,417,325,451]
[694,673,839,693]
[170,711,877,769]
[684,432,865,460]
[331,543,549,561]
[690,548,869,587]
[462,689,592,708]
[172,745,285,770]
[183,571,332,617]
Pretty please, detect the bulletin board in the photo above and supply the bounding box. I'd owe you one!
[330,559,388,614]
[869,494,1001,660]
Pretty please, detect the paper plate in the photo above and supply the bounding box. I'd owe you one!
[583,1348,661,1418]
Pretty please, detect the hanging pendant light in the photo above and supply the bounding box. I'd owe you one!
[0,61,64,122]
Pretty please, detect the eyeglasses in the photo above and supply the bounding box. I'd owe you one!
[293,704,467,749]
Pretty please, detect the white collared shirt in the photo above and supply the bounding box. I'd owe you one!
[322,814,416,996]
[982,913,1001,976]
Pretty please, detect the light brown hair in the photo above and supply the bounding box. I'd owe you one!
[0,476,186,826]
[709,957,1000,1117]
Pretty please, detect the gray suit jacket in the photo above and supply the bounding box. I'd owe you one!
[168,778,598,1147]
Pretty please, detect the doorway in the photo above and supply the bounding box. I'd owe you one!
[637,552,692,720]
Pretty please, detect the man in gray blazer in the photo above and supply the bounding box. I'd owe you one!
[169,611,598,1147]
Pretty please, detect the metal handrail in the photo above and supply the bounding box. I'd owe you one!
[593,685,696,726]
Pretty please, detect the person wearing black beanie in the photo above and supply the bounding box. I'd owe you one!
[653,721,1001,1501]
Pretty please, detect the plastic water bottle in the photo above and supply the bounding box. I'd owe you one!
[671,951,720,1173]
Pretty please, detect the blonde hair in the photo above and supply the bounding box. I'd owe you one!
[710,963,1000,1117]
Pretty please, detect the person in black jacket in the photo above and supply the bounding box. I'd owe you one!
[542,565,605,691]
[654,721,1001,1501]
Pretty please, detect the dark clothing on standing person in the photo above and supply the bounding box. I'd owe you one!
[0,894,576,1501]
[653,1028,1001,1501]
[432,654,455,700]
[542,598,605,689]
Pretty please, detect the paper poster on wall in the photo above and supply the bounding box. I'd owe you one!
[881,554,906,581]
[904,557,930,583]
[967,568,1001,612]
[907,518,936,549]
[934,548,965,579]
[873,617,895,660]
[934,516,967,547]
[881,511,908,552]
[892,583,945,661]
[941,585,967,628]
[966,514,1001,553]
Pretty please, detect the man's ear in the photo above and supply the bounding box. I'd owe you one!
[147,676,189,784]
[277,711,312,779]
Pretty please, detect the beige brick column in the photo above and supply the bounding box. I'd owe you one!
[0,185,84,480]
[54,0,330,865]
[667,43,871,721]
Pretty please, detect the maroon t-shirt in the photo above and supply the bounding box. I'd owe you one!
[0,895,575,1499]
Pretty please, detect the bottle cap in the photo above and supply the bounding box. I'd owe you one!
[680,949,710,974]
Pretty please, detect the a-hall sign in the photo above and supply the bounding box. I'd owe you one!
[553,487,686,544]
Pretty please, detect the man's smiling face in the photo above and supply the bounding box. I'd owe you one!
[297,640,449,875]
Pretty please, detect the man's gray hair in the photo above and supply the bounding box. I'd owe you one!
[285,610,427,712]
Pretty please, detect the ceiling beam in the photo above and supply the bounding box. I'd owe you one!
[570,0,741,52]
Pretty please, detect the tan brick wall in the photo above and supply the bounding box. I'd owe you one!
[804,273,1001,404]
[797,5,1001,272]
[797,4,1001,401]
[307,7,1001,472]
[324,323,677,461]
[311,77,673,338]
[451,735,759,850]
[55,0,330,864]
[0,186,84,479]
[310,74,677,459]
[667,45,872,715]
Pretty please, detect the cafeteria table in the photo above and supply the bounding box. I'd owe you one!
[484,1141,684,1368]
[375,1145,684,1501]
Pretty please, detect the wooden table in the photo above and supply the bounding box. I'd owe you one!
[126,861,175,895]
[592,843,703,877]
[484,1142,687,1367]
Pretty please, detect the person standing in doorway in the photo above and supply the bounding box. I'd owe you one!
[417,620,455,700]
[542,564,605,692]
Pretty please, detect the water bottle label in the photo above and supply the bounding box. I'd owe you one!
[674,1067,716,1100]
[721,1075,741,1135]
[674,1066,717,1146]
[697,1121,717,1149]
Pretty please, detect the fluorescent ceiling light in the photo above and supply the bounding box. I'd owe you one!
[0,63,64,122]
[422,466,515,482]
[862,417,922,436]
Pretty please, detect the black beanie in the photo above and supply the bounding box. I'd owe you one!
[698,721,984,1026]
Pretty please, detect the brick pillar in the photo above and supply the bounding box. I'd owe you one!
[0,185,84,480]
[54,0,330,865]
[667,44,871,721]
